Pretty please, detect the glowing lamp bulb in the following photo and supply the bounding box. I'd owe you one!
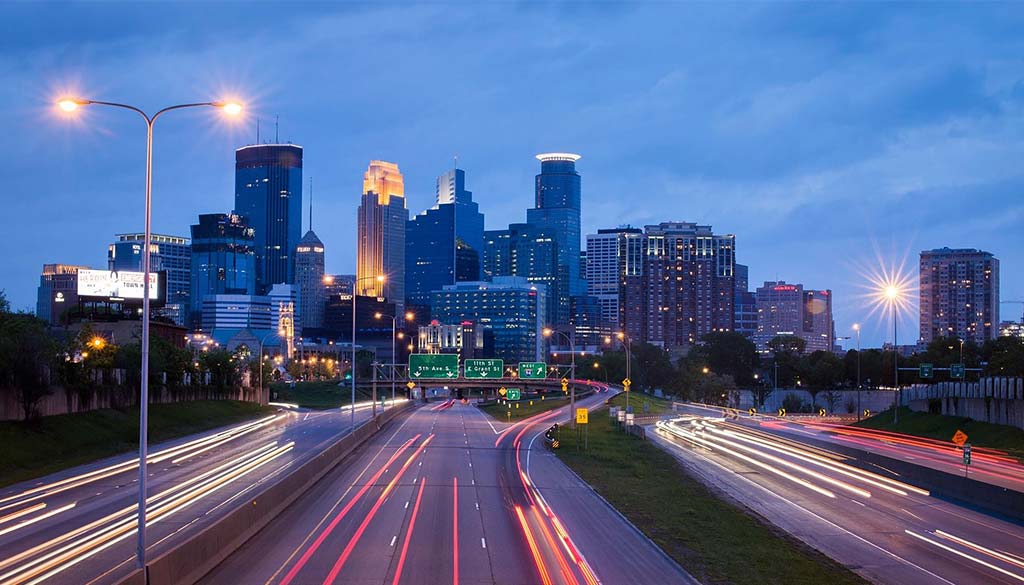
[221,101,243,116]
[885,286,899,300]
[58,99,80,112]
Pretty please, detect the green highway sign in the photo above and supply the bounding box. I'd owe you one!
[963,444,972,465]
[919,363,934,379]
[408,354,459,380]
[951,363,966,379]
[507,388,522,401]
[518,362,547,379]
[464,359,503,379]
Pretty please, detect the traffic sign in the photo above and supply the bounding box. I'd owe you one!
[406,381,416,390]
[617,410,625,422]
[465,359,503,379]
[625,413,635,426]
[951,363,966,379]
[777,408,787,417]
[863,409,871,418]
[919,363,934,379]
[952,429,968,447]
[498,387,508,396]
[818,408,826,417]
[963,443,972,465]
[507,388,521,401]
[409,354,459,379]
[622,378,631,387]
[576,408,589,425]
[561,377,569,385]
[518,362,546,379]
[748,407,756,416]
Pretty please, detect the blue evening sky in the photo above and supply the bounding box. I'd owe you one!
[2,2,1022,348]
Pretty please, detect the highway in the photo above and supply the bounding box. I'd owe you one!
[0,399,402,585]
[651,410,1024,585]
[201,391,696,585]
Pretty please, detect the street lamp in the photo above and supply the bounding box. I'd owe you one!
[57,95,241,572]
[543,327,578,428]
[375,309,415,406]
[853,323,862,420]
[881,284,904,423]
[350,275,385,431]
[604,331,633,412]
[258,330,283,392]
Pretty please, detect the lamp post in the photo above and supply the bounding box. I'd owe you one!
[543,328,577,428]
[853,323,861,420]
[258,330,283,393]
[604,332,633,411]
[883,285,901,423]
[375,310,415,406]
[350,275,385,432]
[57,96,241,572]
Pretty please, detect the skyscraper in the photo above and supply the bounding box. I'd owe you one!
[189,213,257,328]
[357,161,408,312]
[733,264,758,339]
[624,222,735,351]
[919,247,1000,344]
[482,223,560,325]
[405,167,485,308]
[754,281,804,352]
[108,233,191,325]
[585,226,643,331]
[295,230,325,330]
[234,144,303,293]
[802,289,835,353]
[36,263,89,324]
[526,153,583,327]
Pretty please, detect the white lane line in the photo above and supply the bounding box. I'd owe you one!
[475,502,479,511]
[405,501,410,509]
[851,500,867,507]
[390,535,397,546]
[481,537,487,549]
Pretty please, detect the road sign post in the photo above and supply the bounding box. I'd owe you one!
[409,354,459,380]
[951,363,966,379]
[963,443,971,477]
[952,429,968,447]
[506,388,521,401]
[919,363,934,379]
[464,359,503,379]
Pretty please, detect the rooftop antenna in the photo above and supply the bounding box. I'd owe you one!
[256,118,260,144]
[453,154,458,171]
[308,177,313,232]
[275,115,279,143]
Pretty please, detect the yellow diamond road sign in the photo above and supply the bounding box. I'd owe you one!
[406,381,416,389]
[561,378,568,385]
[952,429,968,447]
[498,387,507,396]
[622,378,631,386]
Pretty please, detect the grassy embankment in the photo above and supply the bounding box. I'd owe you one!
[0,400,275,488]
[555,393,868,585]
[855,406,1024,460]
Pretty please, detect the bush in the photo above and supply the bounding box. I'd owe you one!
[782,392,806,414]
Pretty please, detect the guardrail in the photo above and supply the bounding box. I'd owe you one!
[116,403,414,585]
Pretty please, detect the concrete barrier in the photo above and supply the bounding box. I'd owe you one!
[117,404,413,585]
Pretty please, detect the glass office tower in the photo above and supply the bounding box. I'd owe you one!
[189,213,257,328]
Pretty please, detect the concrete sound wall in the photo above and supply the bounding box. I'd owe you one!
[904,377,1024,430]
[115,403,412,585]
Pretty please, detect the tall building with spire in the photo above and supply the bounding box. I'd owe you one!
[234,143,303,293]
[357,160,408,311]
[295,179,326,330]
[405,167,485,310]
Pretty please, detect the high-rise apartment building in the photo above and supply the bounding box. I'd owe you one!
[189,213,256,329]
[919,247,1000,345]
[753,281,835,353]
[733,264,758,339]
[430,276,546,363]
[585,226,643,331]
[357,161,408,312]
[295,230,325,330]
[108,233,191,325]
[406,168,485,307]
[482,223,560,326]
[36,263,89,324]
[234,144,303,293]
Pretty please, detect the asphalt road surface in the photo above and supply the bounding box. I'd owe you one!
[0,400,398,585]
[652,408,1024,585]
[201,391,696,585]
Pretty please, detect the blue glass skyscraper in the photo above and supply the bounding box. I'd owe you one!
[525,153,582,327]
[234,144,303,293]
[189,213,257,328]
[405,168,485,308]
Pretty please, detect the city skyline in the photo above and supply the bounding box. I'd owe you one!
[4,3,1023,348]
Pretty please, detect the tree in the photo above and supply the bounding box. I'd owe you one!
[631,343,675,391]
[767,335,805,388]
[768,335,806,355]
[0,298,56,420]
[982,337,1024,377]
[199,349,241,392]
[692,332,759,386]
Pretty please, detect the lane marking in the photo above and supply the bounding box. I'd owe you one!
[391,477,427,585]
[481,537,487,549]
[453,476,459,585]
[389,536,397,547]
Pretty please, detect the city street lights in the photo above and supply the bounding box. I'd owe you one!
[604,331,633,411]
[375,310,415,405]
[853,323,862,420]
[351,275,385,431]
[57,95,241,572]
[543,327,577,428]
[258,329,283,392]
[883,284,904,423]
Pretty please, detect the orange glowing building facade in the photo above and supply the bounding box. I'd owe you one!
[357,161,408,311]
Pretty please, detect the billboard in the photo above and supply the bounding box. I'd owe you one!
[77,269,165,304]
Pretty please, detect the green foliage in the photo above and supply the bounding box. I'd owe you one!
[0,300,56,419]
[691,332,759,386]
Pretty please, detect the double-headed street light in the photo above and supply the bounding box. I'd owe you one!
[852,323,862,420]
[543,327,579,428]
[375,310,415,406]
[57,95,242,572]
[351,275,385,430]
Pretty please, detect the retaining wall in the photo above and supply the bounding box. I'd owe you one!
[904,377,1024,430]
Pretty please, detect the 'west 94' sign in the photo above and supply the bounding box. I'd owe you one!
[77,269,165,304]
